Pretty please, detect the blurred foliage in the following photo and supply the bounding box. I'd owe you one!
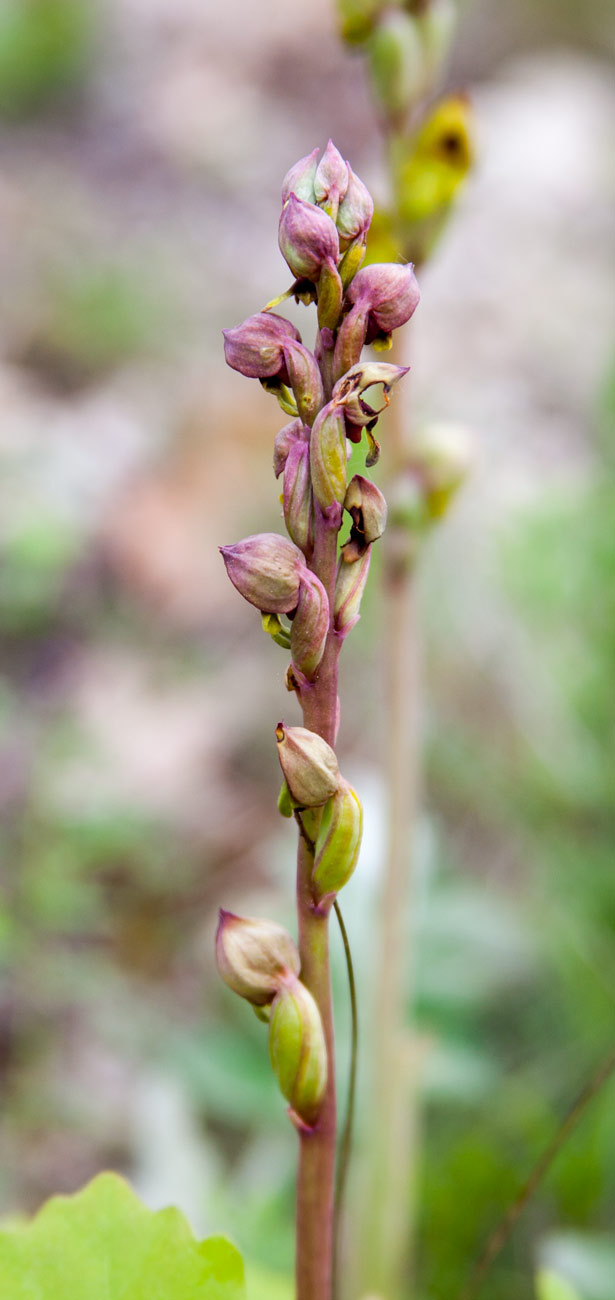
[0,1172,245,1299]
[0,0,96,118]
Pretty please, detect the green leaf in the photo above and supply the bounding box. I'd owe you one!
[536,1269,582,1300]
[0,1172,245,1300]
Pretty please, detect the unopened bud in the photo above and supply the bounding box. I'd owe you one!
[290,570,329,680]
[281,147,319,204]
[342,474,388,559]
[275,722,340,808]
[279,195,340,283]
[312,779,363,903]
[215,910,300,1006]
[283,441,313,555]
[347,262,421,337]
[269,978,328,1126]
[314,140,349,222]
[285,342,324,426]
[333,546,372,636]
[223,312,300,379]
[220,533,304,613]
[338,0,385,44]
[337,166,374,246]
[273,418,307,479]
[309,402,348,516]
[317,260,344,331]
[368,10,425,121]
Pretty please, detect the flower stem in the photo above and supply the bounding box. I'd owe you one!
[294,506,342,1300]
[332,898,358,1300]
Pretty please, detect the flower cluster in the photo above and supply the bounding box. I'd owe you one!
[216,143,419,1128]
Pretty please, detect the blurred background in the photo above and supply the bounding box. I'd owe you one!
[0,1,613,1297]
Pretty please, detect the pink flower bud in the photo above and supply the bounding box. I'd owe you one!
[333,547,372,636]
[283,441,313,555]
[275,723,340,808]
[336,166,374,245]
[309,402,348,517]
[223,312,301,380]
[284,342,324,426]
[273,418,307,479]
[281,147,319,204]
[346,262,420,337]
[220,533,304,613]
[279,194,340,283]
[314,140,349,221]
[290,570,329,680]
[215,910,300,1006]
[342,474,388,560]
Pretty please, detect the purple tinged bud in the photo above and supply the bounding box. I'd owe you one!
[269,978,327,1125]
[332,302,370,381]
[223,312,301,380]
[290,570,329,680]
[281,147,319,204]
[273,418,307,479]
[275,722,340,808]
[333,546,372,637]
[283,441,313,555]
[336,166,374,244]
[309,402,348,514]
[279,195,340,283]
[284,342,324,426]
[343,475,388,560]
[314,140,349,221]
[346,262,420,335]
[220,533,304,613]
[215,910,300,1006]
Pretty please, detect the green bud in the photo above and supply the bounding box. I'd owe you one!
[275,722,341,808]
[215,910,300,1006]
[278,780,294,818]
[312,779,363,903]
[268,978,328,1125]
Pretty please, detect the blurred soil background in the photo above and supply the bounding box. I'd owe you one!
[0,1,614,1296]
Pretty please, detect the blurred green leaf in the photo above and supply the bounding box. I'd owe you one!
[536,1270,582,1300]
[0,0,95,117]
[0,1172,245,1299]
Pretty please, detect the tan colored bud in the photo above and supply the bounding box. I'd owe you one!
[275,722,340,808]
[215,910,300,1006]
[269,978,328,1125]
[334,547,372,636]
[312,779,363,903]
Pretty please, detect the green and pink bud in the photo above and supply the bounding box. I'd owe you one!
[313,139,349,222]
[334,262,420,376]
[215,910,300,1006]
[336,166,374,247]
[284,342,324,426]
[333,547,372,637]
[281,147,319,205]
[220,533,304,613]
[290,570,329,680]
[269,978,328,1126]
[309,402,348,522]
[275,722,340,808]
[283,440,313,555]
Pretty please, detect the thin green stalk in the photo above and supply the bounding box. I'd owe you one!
[332,898,358,1300]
